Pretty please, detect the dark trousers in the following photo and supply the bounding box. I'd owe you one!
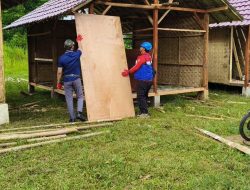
[136,80,152,114]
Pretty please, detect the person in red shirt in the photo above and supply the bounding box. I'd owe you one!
[122,42,154,117]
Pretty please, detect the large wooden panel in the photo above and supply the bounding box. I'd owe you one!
[75,14,135,122]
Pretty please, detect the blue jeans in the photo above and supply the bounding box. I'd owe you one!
[64,78,84,119]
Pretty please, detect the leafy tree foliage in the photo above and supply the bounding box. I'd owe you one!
[3,0,48,48]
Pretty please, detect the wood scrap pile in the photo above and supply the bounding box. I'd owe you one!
[0,121,113,154]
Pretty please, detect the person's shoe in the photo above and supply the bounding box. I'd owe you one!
[76,112,86,122]
[69,118,76,123]
[137,113,150,118]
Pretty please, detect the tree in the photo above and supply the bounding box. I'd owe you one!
[3,0,48,48]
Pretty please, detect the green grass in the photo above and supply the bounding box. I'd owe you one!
[0,45,250,189]
[4,44,28,79]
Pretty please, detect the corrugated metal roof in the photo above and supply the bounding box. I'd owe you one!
[4,0,85,29]
[5,0,242,29]
[210,0,250,27]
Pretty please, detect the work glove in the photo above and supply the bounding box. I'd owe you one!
[121,69,129,77]
[57,83,63,90]
[76,34,83,43]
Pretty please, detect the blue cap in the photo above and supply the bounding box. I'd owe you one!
[140,42,153,51]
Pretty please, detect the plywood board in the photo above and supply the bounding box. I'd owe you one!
[75,14,135,122]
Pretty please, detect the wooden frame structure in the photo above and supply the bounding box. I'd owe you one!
[6,0,242,101]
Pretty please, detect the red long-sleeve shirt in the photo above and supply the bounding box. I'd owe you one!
[129,53,152,74]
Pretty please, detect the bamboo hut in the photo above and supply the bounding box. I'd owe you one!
[209,0,250,96]
[5,0,242,106]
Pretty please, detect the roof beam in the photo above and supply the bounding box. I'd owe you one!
[207,5,228,13]
[134,27,206,33]
[95,1,208,13]
[72,0,93,13]
[158,10,171,25]
[102,5,112,15]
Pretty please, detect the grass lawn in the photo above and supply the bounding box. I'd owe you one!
[0,45,250,189]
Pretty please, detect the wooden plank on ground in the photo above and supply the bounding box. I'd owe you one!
[196,128,250,155]
[75,14,135,122]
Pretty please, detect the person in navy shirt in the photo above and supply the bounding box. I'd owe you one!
[122,42,154,117]
[57,37,86,122]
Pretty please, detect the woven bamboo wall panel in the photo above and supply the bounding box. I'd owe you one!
[158,65,202,87]
[159,38,179,64]
[180,36,204,65]
[209,28,230,84]
[158,65,180,85]
[179,66,203,87]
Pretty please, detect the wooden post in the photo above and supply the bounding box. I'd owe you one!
[0,0,5,103]
[27,28,35,93]
[229,26,234,82]
[198,13,209,100]
[89,2,94,14]
[153,0,159,93]
[51,21,58,98]
[244,26,250,88]
[0,1,9,124]
[203,13,209,99]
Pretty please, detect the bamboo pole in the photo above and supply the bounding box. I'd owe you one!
[233,37,243,79]
[153,0,159,93]
[27,135,67,142]
[158,10,171,25]
[0,142,17,148]
[158,28,206,33]
[235,28,245,66]
[0,122,82,133]
[0,121,114,133]
[0,123,112,140]
[0,131,109,155]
